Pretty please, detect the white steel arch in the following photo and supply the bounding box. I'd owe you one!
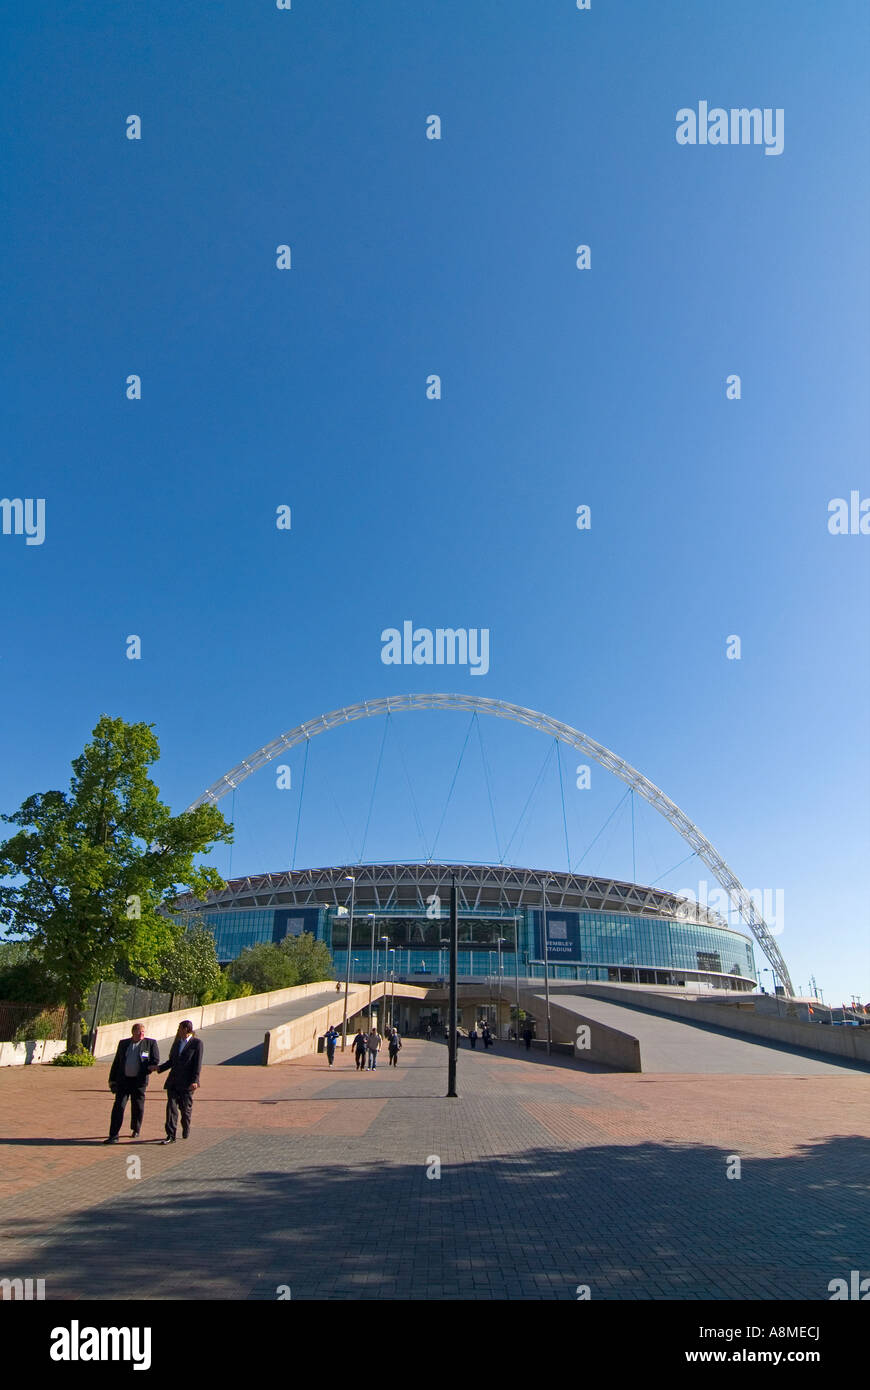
[186,693,794,994]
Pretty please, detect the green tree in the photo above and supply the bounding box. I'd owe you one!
[227,942,298,994]
[279,931,334,984]
[0,955,63,1006]
[0,715,232,1051]
[158,923,222,1004]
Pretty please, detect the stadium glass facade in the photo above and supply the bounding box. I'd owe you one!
[183,863,758,992]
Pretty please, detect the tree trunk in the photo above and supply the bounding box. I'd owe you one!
[66,988,83,1053]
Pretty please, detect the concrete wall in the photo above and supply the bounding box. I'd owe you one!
[264,982,430,1065]
[264,987,371,1065]
[92,980,347,1058]
[0,1039,68,1067]
[569,984,870,1064]
[519,988,641,1071]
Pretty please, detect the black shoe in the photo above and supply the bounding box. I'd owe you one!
[130,1131,140,1138]
[181,1131,190,1140]
[103,1136,119,1144]
[160,1137,176,1145]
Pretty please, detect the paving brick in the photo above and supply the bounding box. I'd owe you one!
[0,1039,868,1299]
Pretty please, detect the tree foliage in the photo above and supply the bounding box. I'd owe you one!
[0,715,232,1049]
[279,931,334,984]
[157,923,223,1003]
[227,942,297,994]
[226,932,334,996]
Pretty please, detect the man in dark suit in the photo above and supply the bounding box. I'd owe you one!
[157,1020,203,1143]
[105,1023,159,1142]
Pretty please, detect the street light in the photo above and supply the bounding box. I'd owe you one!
[496,937,505,1038]
[541,876,552,1055]
[367,913,376,1025]
[388,948,396,1029]
[514,914,521,1044]
[439,937,449,982]
[341,875,356,1050]
[379,934,389,1026]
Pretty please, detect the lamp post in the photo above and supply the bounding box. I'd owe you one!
[341,875,356,1050]
[388,949,396,1029]
[514,915,521,1044]
[379,934,389,1027]
[447,874,458,1098]
[496,937,505,1038]
[541,876,552,1056]
[440,937,449,983]
[367,913,376,1025]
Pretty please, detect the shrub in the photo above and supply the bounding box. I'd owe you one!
[51,1048,96,1066]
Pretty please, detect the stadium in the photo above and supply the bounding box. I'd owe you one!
[174,693,795,1015]
[178,860,759,991]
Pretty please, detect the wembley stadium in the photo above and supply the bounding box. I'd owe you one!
[174,694,794,999]
[177,862,759,992]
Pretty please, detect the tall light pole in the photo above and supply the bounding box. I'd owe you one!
[496,937,505,1038]
[388,949,396,1030]
[367,913,376,1025]
[447,874,458,1098]
[514,915,521,1044]
[541,876,552,1055]
[341,875,356,1050]
[440,937,449,983]
[380,934,389,1027]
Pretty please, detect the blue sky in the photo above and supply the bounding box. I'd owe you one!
[1,0,868,1005]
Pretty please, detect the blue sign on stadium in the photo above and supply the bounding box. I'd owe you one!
[534,909,581,961]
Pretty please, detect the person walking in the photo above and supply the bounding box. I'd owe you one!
[469,1026,478,1050]
[522,1023,533,1051]
[425,1023,432,1041]
[104,1023,159,1143]
[325,1025,338,1066]
[158,1020,203,1144]
[366,1025,382,1070]
[353,1029,367,1070]
[387,1029,402,1067]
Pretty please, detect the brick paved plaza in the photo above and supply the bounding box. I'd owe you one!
[1,1038,868,1300]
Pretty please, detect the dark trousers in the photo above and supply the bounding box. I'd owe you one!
[326,1048,336,1066]
[165,1085,194,1139]
[389,1050,399,1066]
[354,1051,366,1069]
[524,1036,532,1050]
[109,1081,146,1137]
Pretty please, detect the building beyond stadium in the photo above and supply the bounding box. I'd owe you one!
[178,863,758,991]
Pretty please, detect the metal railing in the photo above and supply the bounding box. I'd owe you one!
[0,1001,68,1043]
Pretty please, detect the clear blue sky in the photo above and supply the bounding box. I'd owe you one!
[1,0,868,1006]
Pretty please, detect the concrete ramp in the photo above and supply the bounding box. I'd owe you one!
[177,989,342,1065]
[527,992,866,1074]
